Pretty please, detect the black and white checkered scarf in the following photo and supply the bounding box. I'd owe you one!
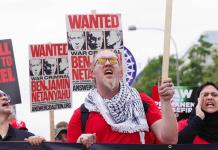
[84,81,149,133]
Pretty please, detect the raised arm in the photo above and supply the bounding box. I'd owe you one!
[151,79,178,144]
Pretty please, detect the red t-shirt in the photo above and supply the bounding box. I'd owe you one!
[67,92,161,144]
[178,119,209,144]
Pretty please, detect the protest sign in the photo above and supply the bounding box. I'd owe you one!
[29,43,71,112]
[153,85,197,119]
[0,39,21,104]
[66,13,124,91]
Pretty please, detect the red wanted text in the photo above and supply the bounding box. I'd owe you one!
[30,43,67,57]
[68,14,120,29]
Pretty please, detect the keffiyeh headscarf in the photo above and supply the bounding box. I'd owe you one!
[84,81,149,133]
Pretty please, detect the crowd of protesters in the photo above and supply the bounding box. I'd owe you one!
[1,50,217,147]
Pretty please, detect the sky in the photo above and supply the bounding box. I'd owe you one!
[1,0,218,140]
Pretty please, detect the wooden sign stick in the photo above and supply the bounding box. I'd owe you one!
[49,110,55,141]
[162,0,173,81]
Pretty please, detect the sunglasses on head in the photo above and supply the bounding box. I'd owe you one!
[95,57,118,65]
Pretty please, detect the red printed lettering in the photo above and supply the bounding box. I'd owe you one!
[72,68,92,80]
[32,89,70,102]
[81,15,89,28]
[111,15,119,28]
[0,68,15,83]
[68,15,82,29]
[0,42,11,56]
[71,55,91,68]
[0,56,13,67]
[68,14,120,29]
[30,43,67,57]
[89,15,98,28]
[32,79,70,92]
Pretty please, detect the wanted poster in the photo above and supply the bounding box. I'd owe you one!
[66,14,125,91]
[29,43,71,112]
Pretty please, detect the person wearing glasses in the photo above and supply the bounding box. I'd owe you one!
[67,50,178,147]
[178,82,218,144]
[0,90,45,145]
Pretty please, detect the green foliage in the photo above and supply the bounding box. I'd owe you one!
[133,34,218,95]
[203,48,218,84]
[179,35,218,86]
[133,55,178,96]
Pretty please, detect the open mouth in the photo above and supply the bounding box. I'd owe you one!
[206,102,215,107]
[2,101,10,107]
[104,69,113,75]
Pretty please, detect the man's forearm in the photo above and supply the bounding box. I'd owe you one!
[160,100,178,144]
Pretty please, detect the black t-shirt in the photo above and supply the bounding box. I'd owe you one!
[0,125,34,141]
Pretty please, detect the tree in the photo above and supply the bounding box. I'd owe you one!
[133,55,178,96]
[179,35,218,86]
[133,34,218,96]
[203,48,218,84]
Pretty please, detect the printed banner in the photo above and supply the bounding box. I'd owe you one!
[0,142,218,150]
[29,43,71,112]
[0,142,82,150]
[90,144,218,150]
[66,14,125,91]
[172,86,196,114]
[153,86,197,119]
[0,39,21,104]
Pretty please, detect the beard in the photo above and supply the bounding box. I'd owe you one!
[103,77,118,91]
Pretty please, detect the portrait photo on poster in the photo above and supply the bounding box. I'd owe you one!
[29,59,42,76]
[105,30,123,49]
[87,31,105,50]
[58,57,69,74]
[67,31,86,50]
[43,58,57,75]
